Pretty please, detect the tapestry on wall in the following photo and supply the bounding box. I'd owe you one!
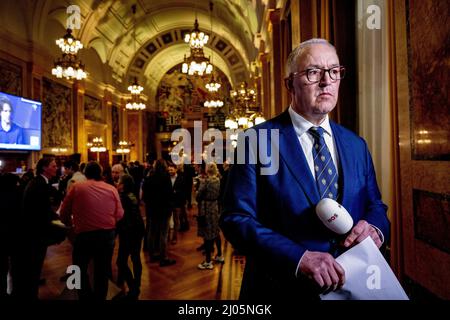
[42,78,72,148]
[0,58,22,96]
[84,94,104,123]
[112,105,120,148]
[407,0,450,161]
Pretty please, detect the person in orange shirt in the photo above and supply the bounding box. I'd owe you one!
[60,161,124,300]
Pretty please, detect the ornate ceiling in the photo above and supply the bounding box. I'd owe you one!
[0,0,266,107]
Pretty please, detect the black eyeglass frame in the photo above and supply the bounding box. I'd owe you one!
[289,66,346,83]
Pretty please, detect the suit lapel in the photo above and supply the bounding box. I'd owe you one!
[330,122,355,208]
[277,111,320,205]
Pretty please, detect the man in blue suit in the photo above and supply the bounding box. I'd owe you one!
[220,38,390,300]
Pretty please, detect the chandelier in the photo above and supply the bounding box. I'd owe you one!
[125,5,146,111]
[87,137,106,152]
[128,77,144,95]
[87,137,106,161]
[203,99,224,108]
[206,74,221,92]
[126,95,146,111]
[182,47,213,76]
[225,81,265,130]
[184,19,209,49]
[246,112,266,128]
[52,29,87,80]
[230,81,257,110]
[225,112,238,130]
[116,140,131,161]
[116,140,131,154]
[182,14,213,76]
[203,2,222,107]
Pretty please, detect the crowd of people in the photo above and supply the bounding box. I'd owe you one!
[0,155,230,300]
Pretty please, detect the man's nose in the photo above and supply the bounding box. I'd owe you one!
[319,71,333,86]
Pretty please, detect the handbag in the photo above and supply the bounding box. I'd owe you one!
[44,219,69,246]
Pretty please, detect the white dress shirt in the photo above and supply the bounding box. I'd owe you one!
[288,106,339,178]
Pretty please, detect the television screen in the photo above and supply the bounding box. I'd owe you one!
[0,91,42,151]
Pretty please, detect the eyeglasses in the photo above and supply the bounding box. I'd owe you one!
[291,66,345,83]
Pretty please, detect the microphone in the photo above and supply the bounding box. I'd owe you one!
[316,198,353,235]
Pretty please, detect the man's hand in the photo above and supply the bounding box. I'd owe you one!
[343,220,382,248]
[299,251,345,293]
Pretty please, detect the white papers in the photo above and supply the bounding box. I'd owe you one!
[320,237,409,300]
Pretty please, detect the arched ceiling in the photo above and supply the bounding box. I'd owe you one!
[141,44,234,106]
[28,0,264,101]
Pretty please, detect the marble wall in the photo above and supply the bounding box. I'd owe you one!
[407,0,450,161]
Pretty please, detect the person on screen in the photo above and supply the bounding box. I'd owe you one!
[0,95,25,144]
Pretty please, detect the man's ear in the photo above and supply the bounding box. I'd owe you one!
[284,77,294,93]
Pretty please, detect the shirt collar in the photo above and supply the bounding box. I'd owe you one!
[40,174,49,184]
[288,106,333,138]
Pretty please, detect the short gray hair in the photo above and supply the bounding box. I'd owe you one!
[112,163,124,174]
[285,38,336,78]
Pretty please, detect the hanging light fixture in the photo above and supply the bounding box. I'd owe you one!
[88,137,106,152]
[128,77,144,95]
[184,19,209,49]
[205,1,221,92]
[181,3,213,76]
[230,81,257,110]
[251,111,266,125]
[56,28,83,54]
[203,99,224,108]
[126,4,146,111]
[125,98,146,111]
[205,74,221,92]
[181,48,213,76]
[116,140,131,154]
[226,79,265,129]
[87,137,106,161]
[203,1,223,108]
[52,28,87,80]
[225,110,238,129]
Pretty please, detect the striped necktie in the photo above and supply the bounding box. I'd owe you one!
[308,127,339,200]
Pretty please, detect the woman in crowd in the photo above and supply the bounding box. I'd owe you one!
[196,163,224,270]
[116,174,145,299]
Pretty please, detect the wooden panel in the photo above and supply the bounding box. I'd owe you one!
[413,190,450,254]
[299,0,314,41]
[395,0,450,299]
[331,0,357,133]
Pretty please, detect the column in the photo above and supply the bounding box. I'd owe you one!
[259,51,271,119]
[269,9,283,116]
[73,81,86,162]
[104,89,113,165]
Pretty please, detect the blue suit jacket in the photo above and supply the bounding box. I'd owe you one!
[220,110,390,300]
